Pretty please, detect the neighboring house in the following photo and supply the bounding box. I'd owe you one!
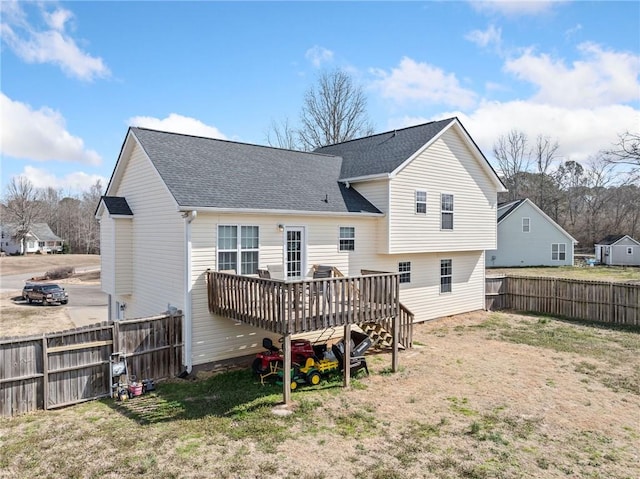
[595,235,640,266]
[96,118,506,371]
[0,223,64,255]
[486,198,577,267]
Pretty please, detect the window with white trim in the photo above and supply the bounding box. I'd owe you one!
[217,225,259,274]
[415,190,427,214]
[551,243,566,261]
[441,194,454,230]
[627,247,634,255]
[399,261,411,284]
[440,259,452,293]
[339,226,355,252]
[522,217,530,233]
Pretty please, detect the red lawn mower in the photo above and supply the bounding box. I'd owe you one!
[252,337,327,376]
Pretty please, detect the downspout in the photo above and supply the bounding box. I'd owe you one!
[183,210,197,374]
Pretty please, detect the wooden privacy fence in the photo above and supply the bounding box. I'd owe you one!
[486,275,639,326]
[0,312,183,417]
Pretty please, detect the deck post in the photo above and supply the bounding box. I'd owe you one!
[391,313,399,372]
[282,333,292,405]
[343,323,351,388]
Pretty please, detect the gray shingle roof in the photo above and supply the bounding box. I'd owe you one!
[315,118,455,179]
[101,196,133,216]
[27,223,62,242]
[596,234,630,245]
[497,199,525,222]
[130,128,381,214]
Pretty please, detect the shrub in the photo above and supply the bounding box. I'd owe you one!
[45,266,75,280]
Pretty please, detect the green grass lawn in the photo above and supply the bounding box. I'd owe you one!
[1,311,638,479]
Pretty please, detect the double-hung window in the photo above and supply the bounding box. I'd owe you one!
[218,225,259,274]
[522,217,530,233]
[440,259,452,293]
[339,227,355,252]
[441,194,454,230]
[399,261,411,284]
[627,247,633,255]
[415,190,427,214]
[551,243,566,261]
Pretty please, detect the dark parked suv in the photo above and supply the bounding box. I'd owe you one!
[23,283,68,305]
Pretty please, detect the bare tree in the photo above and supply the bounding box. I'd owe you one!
[532,135,560,210]
[79,180,103,254]
[606,131,640,167]
[2,177,43,254]
[298,69,374,150]
[493,130,531,201]
[265,117,300,150]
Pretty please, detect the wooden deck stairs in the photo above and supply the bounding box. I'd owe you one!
[313,265,412,350]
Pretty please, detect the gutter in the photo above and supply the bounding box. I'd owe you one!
[183,210,197,373]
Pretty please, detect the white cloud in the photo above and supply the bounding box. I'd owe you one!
[469,0,564,17]
[0,93,102,165]
[465,25,502,50]
[505,42,640,108]
[305,46,334,68]
[12,166,107,193]
[128,114,228,139]
[0,2,110,81]
[370,57,477,109]
[437,101,640,165]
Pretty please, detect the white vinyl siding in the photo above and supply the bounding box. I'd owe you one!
[99,216,115,295]
[109,142,185,320]
[351,179,389,253]
[387,127,498,254]
[114,220,133,294]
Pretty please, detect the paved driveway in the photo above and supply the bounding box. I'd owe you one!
[0,267,108,327]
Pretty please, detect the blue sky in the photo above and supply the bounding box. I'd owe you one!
[1,0,639,195]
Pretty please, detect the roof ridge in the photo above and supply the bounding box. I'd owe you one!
[318,117,456,149]
[130,126,340,159]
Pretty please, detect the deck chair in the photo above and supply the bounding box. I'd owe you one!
[312,265,333,279]
[257,269,271,279]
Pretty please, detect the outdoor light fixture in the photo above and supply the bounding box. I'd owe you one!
[278,224,284,232]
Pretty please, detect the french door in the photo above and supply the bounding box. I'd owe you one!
[284,227,305,280]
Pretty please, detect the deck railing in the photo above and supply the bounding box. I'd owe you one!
[206,270,402,336]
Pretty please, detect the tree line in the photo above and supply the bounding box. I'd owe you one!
[494,130,639,250]
[2,177,102,254]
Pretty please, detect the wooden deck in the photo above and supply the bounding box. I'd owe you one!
[206,270,412,348]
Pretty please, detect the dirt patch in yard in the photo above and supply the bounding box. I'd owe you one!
[0,254,100,277]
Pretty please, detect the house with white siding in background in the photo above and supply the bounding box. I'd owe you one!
[96,118,506,372]
[486,198,577,268]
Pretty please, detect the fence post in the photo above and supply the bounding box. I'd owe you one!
[609,283,614,323]
[42,334,48,411]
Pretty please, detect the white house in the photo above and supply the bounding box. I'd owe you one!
[0,223,64,255]
[595,235,640,266]
[96,118,506,372]
[486,198,577,267]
